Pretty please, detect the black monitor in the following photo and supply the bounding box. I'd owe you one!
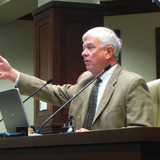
[154,0,160,7]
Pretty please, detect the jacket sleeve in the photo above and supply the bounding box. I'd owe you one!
[125,76,154,127]
[16,72,76,106]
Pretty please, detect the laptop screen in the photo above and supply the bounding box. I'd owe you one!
[0,88,30,133]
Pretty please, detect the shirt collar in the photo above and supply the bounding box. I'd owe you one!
[100,64,117,82]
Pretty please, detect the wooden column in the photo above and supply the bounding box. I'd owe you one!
[32,1,105,133]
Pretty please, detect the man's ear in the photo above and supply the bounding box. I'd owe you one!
[106,45,114,60]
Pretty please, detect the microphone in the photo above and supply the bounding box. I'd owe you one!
[67,115,74,125]
[36,64,111,133]
[61,115,74,133]
[23,78,53,103]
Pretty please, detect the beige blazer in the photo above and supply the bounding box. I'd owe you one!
[17,64,154,130]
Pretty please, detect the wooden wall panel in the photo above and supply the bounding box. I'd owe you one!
[34,14,54,127]
[61,16,96,84]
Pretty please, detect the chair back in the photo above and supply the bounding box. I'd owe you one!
[147,79,160,127]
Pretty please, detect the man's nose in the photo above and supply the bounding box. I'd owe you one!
[81,48,88,57]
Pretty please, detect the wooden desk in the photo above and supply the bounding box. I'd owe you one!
[0,127,160,160]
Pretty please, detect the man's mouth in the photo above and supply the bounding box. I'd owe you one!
[84,59,90,63]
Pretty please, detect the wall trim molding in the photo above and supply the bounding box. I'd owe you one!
[101,0,160,16]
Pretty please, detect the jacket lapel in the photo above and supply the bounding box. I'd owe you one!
[93,64,122,123]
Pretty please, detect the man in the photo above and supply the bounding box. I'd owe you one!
[0,27,154,132]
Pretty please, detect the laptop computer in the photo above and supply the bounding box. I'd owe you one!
[0,88,30,133]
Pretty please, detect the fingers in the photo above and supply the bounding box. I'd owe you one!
[0,56,4,69]
[76,128,90,132]
[0,56,16,81]
[0,55,4,62]
[0,55,6,67]
[0,55,11,71]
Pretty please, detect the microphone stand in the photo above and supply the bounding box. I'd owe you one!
[37,64,111,134]
[23,78,53,103]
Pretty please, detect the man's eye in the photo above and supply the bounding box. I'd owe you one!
[82,46,95,51]
[88,46,94,50]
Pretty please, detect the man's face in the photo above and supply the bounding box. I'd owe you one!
[82,35,107,76]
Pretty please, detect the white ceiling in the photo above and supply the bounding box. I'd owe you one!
[0,0,38,24]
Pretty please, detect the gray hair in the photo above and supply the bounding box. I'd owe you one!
[82,27,122,61]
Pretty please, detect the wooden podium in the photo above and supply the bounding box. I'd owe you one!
[0,127,160,160]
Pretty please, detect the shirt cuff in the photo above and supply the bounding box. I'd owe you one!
[14,72,20,86]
